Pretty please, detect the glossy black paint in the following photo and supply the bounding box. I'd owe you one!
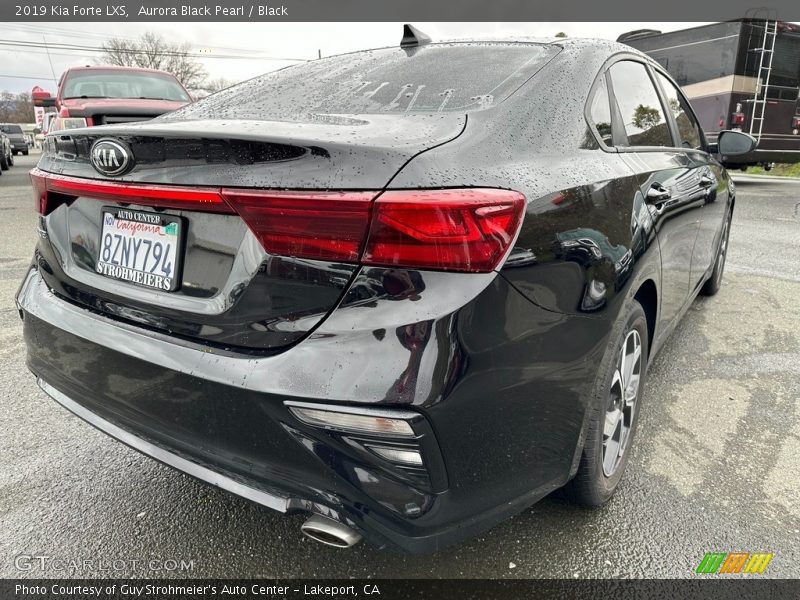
[18,38,733,552]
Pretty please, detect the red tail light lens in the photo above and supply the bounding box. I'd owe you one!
[30,169,49,215]
[31,169,524,272]
[223,188,524,271]
[31,168,228,215]
[733,112,746,126]
[363,189,525,272]
[221,190,375,262]
[45,172,228,212]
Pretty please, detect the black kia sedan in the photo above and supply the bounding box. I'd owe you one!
[17,34,755,553]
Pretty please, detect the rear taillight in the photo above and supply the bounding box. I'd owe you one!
[223,188,525,271]
[30,170,49,215]
[362,189,525,272]
[792,116,800,129]
[732,111,746,126]
[221,190,374,262]
[30,169,525,272]
[31,169,228,215]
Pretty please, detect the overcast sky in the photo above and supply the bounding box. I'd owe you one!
[0,22,711,94]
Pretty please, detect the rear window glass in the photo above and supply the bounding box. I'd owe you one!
[0,124,23,134]
[589,75,613,146]
[168,43,558,119]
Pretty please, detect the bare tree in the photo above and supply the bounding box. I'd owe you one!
[99,32,208,90]
[0,91,34,123]
[204,77,236,93]
[0,91,15,122]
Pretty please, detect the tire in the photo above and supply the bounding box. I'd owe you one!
[562,300,649,506]
[0,155,7,171]
[7,153,12,167]
[700,209,732,297]
[23,150,29,156]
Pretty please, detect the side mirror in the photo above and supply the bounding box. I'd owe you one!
[32,88,55,108]
[716,130,758,156]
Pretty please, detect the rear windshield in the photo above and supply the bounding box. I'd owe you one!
[0,124,23,134]
[168,43,557,119]
[62,70,190,102]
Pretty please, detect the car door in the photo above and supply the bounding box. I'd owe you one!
[606,59,708,336]
[652,69,730,291]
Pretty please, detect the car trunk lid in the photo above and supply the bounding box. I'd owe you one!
[34,114,466,352]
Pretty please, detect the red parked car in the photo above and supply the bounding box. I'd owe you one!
[34,66,191,129]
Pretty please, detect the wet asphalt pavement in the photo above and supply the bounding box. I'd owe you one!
[0,153,798,578]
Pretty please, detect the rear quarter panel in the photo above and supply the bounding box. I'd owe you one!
[374,43,664,509]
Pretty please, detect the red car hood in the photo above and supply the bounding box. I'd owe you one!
[61,97,188,117]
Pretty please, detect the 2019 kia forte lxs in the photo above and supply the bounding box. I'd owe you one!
[16,36,754,553]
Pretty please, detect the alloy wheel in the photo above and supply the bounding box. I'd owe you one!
[602,328,642,477]
[714,216,730,286]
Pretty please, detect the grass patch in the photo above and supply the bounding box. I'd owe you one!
[745,163,800,177]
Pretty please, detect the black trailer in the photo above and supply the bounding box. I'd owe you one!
[619,20,800,168]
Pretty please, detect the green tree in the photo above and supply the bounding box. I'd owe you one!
[632,104,661,130]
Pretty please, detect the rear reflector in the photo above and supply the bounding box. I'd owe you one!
[367,445,424,466]
[287,405,416,438]
[30,169,525,272]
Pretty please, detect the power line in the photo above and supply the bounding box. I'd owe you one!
[0,37,310,62]
[42,35,58,81]
[0,23,288,56]
[0,73,57,81]
[1,23,141,43]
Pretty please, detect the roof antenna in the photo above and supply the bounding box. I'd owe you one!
[401,24,432,48]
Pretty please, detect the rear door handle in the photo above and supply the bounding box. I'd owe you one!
[646,184,671,203]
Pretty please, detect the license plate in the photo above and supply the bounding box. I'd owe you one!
[96,208,183,291]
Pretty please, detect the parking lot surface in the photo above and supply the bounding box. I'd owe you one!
[1,153,798,578]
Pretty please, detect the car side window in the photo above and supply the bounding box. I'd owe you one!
[608,61,673,148]
[588,74,613,146]
[654,72,704,150]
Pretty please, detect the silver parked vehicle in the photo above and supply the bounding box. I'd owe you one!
[0,131,13,172]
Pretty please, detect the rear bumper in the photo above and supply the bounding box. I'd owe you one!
[17,269,436,552]
[37,379,290,514]
[17,265,593,552]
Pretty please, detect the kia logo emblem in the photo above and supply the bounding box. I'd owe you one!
[90,139,133,176]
